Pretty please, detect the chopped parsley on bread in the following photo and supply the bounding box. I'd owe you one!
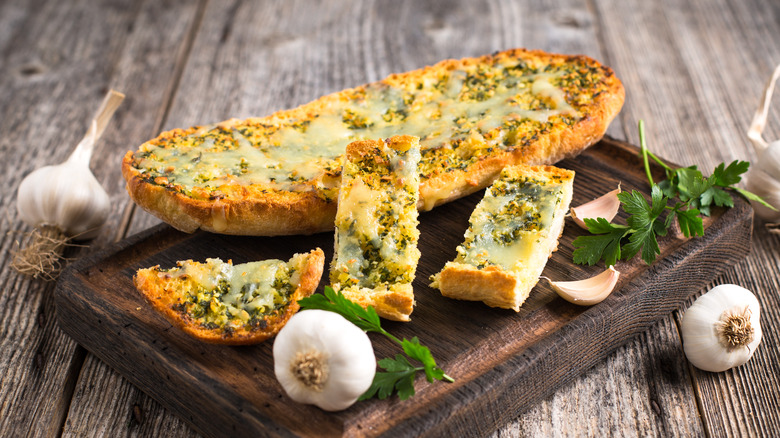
[330,136,421,321]
[133,249,324,344]
[430,165,574,311]
[122,48,623,236]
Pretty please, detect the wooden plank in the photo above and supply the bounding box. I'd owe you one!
[595,0,780,434]
[494,318,705,437]
[0,0,163,435]
[55,138,753,437]
[51,0,208,437]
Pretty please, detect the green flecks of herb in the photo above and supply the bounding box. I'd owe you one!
[573,120,773,266]
[342,109,373,130]
[298,287,454,401]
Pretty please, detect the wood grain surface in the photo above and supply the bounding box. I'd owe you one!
[55,138,752,437]
[2,0,779,437]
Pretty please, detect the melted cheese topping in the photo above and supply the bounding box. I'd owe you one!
[164,257,296,330]
[456,172,565,270]
[331,138,421,289]
[129,53,611,202]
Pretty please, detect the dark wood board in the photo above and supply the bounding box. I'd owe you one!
[54,137,752,437]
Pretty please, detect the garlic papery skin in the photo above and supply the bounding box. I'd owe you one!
[745,162,780,222]
[570,186,621,229]
[273,309,376,411]
[681,284,762,373]
[543,266,620,306]
[746,64,780,223]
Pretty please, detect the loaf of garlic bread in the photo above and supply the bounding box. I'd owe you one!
[122,49,622,236]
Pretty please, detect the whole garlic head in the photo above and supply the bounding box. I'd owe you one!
[273,309,376,411]
[681,284,762,373]
[16,90,123,241]
[16,149,110,240]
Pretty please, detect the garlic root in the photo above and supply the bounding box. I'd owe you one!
[10,226,70,281]
[543,266,620,306]
[570,185,621,229]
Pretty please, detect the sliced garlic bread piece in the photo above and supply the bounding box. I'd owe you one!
[330,135,421,321]
[430,165,574,311]
[134,248,324,345]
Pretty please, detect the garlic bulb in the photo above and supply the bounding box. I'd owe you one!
[570,185,621,229]
[681,284,762,373]
[12,90,124,280]
[746,64,780,223]
[543,266,620,306]
[16,121,111,239]
[273,310,376,411]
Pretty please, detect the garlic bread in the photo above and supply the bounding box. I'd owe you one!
[430,165,574,311]
[330,136,421,321]
[133,249,324,344]
[122,48,623,236]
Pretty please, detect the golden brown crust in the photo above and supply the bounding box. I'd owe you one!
[133,249,325,345]
[339,284,415,322]
[436,264,521,310]
[123,49,623,236]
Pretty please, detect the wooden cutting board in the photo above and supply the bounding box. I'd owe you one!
[55,137,752,437]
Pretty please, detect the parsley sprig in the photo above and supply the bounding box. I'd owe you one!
[298,287,454,401]
[573,120,774,266]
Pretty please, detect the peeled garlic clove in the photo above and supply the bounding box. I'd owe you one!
[544,266,620,306]
[681,284,762,373]
[570,186,621,229]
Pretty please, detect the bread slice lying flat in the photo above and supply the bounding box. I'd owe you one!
[122,48,623,236]
[430,165,574,311]
[330,135,421,321]
[133,249,324,345]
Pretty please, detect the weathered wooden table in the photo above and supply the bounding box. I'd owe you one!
[2,0,779,436]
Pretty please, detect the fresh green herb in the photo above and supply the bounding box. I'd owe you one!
[298,287,453,401]
[573,120,773,266]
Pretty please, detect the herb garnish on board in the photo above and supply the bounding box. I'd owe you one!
[572,120,774,266]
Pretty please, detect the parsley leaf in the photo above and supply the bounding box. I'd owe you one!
[359,355,417,401]
[299,287,453,402]
[572,218,629,266]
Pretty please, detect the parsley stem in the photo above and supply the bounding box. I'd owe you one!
[638,120,672,186]
[639,120,654,185]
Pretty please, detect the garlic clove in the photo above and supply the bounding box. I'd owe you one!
[681,284,762,373]
[570,186,621,229]
[543,266,620,306]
